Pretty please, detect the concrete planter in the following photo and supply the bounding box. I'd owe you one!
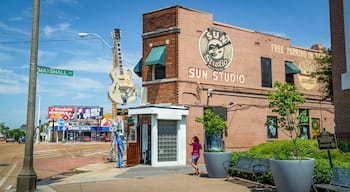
[270,158,315,192]
[203,152,231,178]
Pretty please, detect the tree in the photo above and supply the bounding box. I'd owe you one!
[0,123,10,136]
[311,49,333,101]
[196,109,227,151]
[267,81,307,159]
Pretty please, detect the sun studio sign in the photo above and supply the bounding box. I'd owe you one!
[198,27,233,71]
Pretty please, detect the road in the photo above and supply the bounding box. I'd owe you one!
[0,141,112,190]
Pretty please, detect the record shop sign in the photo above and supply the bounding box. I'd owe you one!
[317,131,337,150]
[37,66,74,77]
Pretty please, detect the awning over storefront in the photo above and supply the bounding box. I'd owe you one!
[134,58,142,77]
[145,45,166,66]
[285,61,301,74]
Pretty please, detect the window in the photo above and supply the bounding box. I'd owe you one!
[261,57,272,88]
[285,61,301,84]
[286,73,295,84]
[299,109,310,139]
[267,116,278,139]
[154,65,166,80]
[158,120,177,162]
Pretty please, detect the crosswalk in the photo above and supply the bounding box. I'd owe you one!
[34,148,110,159]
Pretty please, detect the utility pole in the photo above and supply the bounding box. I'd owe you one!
[16,0,40,191]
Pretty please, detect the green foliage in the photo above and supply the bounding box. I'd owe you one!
[267,81,306,158]
[195,109,227,137]
[230,140,350,185]
[7,129,25,141]
[311,49,333,101]
[0,123,10,136]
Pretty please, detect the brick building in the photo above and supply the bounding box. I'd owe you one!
[329,0,350,142]
[128,6,334,166]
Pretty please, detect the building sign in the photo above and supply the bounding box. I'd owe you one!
[198,27,233,71]
[188,67,246,84]
[271,43,324,90]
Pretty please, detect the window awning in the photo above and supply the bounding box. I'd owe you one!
[133,58,142,77]
[145,45,166,66]
[285,61,301,74]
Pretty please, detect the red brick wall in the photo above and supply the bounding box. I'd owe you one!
[146,82,177,104]
[142,6,179,104]
[330,0,350,140]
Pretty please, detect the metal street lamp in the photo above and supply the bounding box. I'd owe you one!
[78,32,113,49]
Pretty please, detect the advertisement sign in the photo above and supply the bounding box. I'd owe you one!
[75,107,103,120]
[48,106,75,119]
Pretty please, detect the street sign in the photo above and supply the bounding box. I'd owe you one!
[317,131,337,150]
[37,66,74,77]
[58,118,64,126]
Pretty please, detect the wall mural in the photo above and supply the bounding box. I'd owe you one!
[198,27,233,71]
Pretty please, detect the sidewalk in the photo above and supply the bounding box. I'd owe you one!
[12,162,270,192]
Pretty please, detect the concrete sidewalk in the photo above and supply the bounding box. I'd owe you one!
[12,162,274,192]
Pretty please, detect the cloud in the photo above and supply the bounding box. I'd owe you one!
[43,22,71,38]
[0,68,28,94]
[43,0,80,6]
[0,22,30,36]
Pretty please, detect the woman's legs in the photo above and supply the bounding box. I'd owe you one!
[191,156,200,175]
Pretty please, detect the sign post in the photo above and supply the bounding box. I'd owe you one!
[317,130,337,168]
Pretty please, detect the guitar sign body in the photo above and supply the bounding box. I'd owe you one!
[108,29,137,104]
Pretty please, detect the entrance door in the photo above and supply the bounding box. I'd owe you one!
[126,123,139,166]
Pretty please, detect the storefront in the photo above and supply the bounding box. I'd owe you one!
[128,104,189,166]
[129,5,334,166]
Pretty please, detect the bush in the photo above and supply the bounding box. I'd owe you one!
[230,139,350,185]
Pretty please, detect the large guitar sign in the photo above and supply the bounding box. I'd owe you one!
[108,29,137,104]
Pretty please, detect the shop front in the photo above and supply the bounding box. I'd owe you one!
[128,104,189,167]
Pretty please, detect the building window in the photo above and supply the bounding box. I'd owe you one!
[158,120,177,162]
[261,57,272,88]
[299,109,310,139]
[154,65,166,80]
[285,61,301,84]
[267,116,278,139]
[286,73,295,84]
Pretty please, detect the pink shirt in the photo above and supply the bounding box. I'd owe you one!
[192,142,202,156]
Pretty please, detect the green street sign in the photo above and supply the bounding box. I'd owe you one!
[37,66,74,77]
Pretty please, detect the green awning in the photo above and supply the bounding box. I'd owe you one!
[285,61,301,74]
[145,45,166,66]
[133,58,142,77]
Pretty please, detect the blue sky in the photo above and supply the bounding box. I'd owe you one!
[0,0,330,128]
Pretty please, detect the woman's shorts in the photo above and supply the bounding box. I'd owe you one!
[192,155,200,163]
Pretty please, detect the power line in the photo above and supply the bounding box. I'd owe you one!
[0,37,99,44]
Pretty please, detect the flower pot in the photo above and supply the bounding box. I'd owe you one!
[203,152,231,178]
[270,158,314,192]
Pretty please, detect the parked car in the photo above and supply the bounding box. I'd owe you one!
[6,137,16,142]
[103,137,111,142]
[18,136,26,143]
[80,136,91,142]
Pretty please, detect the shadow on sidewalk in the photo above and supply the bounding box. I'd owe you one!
[226,178,277,192]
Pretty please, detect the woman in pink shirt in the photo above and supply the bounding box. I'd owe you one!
[188,136,202,176]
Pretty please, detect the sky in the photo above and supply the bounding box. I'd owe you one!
[0,0,330,129]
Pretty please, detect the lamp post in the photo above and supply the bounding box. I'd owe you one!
[78,31,118,161]
[17,0,40,191]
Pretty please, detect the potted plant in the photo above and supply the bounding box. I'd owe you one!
[195,108,231,178]
[266,81,314,192]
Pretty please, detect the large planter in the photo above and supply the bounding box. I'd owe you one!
[203,152,231,178]
[270,158,315,192]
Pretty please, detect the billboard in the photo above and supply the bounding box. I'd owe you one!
[48,106,75,119]
[48,106,103,120]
